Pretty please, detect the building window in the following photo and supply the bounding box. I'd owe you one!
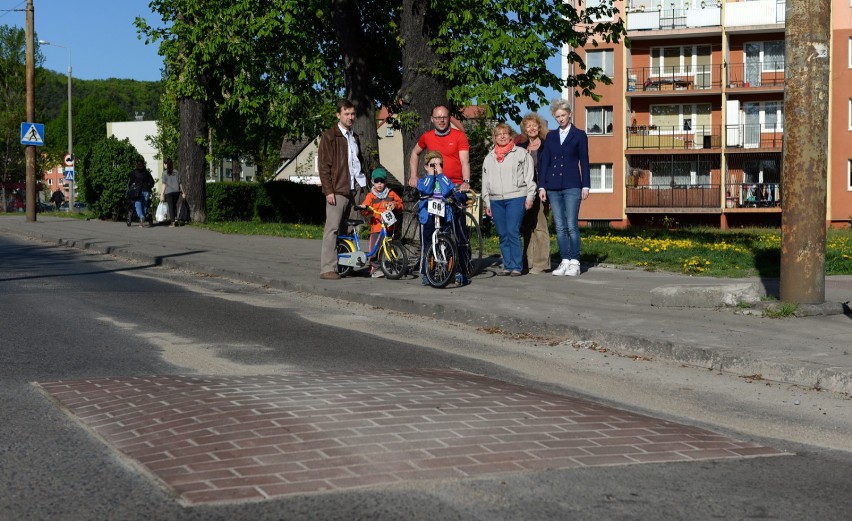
[848,159,852,191]
[649,160,710,187]
[650,103,711,133]
[849,38,852,68]
[589,164,613,192]
[586,107,614,135]
[586,0,613,20]
[849,99,852,130]
[586,49,614,77]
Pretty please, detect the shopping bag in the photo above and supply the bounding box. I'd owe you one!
[155,201,168,223]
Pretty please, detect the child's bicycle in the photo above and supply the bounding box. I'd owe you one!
[422,190,472,288]
[336,204,409,279]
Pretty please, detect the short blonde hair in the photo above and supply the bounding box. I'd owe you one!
[423,150,443,165]
[491,123,514,142]
[550,98,572,116]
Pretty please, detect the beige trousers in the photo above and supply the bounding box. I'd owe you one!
[522,197,551,272]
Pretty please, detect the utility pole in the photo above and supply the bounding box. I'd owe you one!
[779,0,831,304]
[24,0,36,222]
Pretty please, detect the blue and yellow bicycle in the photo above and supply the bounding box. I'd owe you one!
[336,204,408,279]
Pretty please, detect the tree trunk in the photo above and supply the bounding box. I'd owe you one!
[332,0,378,174]
[179,97,208,223]
[398,0,448,186]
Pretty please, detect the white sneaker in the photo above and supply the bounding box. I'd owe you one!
[552,259,571,276]
[371,269,384,278]
[565,259,581,277]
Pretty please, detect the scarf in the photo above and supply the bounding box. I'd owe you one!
[494,141,514,163]
[372,186,390,199]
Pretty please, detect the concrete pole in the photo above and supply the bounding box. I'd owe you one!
[25,0,36,222]
[779,0,831,304]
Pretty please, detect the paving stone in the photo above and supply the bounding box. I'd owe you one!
[35,368,788,506]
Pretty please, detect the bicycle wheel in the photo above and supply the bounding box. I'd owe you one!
[336,239,356,277]
[397,209,421,273]
[425,233,457,288]
[379,240,408,280]
[460,210,483,277]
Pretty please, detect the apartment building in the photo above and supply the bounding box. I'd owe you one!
[568,0,852,229]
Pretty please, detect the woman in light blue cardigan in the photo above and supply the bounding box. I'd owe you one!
[537,99,590,277]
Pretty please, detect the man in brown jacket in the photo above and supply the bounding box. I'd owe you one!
[318,99,367,279]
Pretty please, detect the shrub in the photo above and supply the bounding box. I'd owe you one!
[79,136,142,220]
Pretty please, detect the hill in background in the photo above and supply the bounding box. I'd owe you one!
[37,67,162,122]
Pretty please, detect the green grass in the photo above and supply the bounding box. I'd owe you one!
[200,222,852,278]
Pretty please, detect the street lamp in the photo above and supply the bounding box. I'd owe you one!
[38,40,74,209]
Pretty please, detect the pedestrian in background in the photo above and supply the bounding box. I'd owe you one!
[538,99,590,277]
[160,157,182,227]
[127,157,155,228]
[481,123,536,277]
[317,99,367,280]
[515,112,551,274]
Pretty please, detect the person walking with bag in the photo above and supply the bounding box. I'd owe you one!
[127,157,155,228]
[160,157,183,227]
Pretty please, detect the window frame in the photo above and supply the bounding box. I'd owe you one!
[586,106,614,136]
[589,163,614,193]
[585,49,614,77]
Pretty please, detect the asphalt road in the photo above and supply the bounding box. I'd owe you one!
[1,235,850,520]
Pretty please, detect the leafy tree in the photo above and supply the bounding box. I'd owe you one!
[1,25,31,191]
[44,94,128,169]
[79,136,141,220]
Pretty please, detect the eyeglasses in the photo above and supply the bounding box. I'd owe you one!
[427,162,442,167]
[373,179,385,183]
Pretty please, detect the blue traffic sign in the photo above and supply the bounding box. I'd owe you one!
[64,168,74,181]
[21,123,45,146]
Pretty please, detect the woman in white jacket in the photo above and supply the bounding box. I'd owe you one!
[481,123,537,276]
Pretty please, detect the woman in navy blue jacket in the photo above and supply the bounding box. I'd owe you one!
[537,99,590,277]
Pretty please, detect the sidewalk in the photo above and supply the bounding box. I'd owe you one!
[3,215,851,394]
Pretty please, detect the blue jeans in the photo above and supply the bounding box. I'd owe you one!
[490,197,526,272]
[547,188,582,260]
[134,191,150,221]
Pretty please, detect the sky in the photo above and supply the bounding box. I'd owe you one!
[1,0,164,81]
[1,0,561,128]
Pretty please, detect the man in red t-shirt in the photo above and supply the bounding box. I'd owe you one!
[408,105,471,190]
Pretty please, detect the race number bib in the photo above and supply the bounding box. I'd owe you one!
[381,209,397,226]
[428,198,445,217]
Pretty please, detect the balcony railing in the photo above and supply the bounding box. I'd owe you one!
[725,183,781,208]
[725,0,785,26]
[627,65,723,92]
[627,125,721,150]
[726,61,785,88]
[626,184,721,208]
[725,123,783,149]
[626,6,721,31]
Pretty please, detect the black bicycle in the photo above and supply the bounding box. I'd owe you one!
[400,189,483,282]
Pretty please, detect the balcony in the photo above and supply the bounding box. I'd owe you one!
[627,125,722,150]
[626,5,721,31]
[626,184,721,209]
[726,61,785,89]
[725,123,783,149]
[627,65,723,92]
[725,182,781,208]
[724,0,785,28]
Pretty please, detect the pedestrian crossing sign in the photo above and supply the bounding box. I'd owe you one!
[21,123,45,146]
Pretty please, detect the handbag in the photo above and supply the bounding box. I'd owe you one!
[126,182,142,199]
[155,201,168,223]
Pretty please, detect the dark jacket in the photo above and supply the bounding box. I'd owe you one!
[318,125,363,197]
[538,126,591,191]
[127,168,155,196]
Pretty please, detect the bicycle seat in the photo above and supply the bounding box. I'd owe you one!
[346,218,364,227]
